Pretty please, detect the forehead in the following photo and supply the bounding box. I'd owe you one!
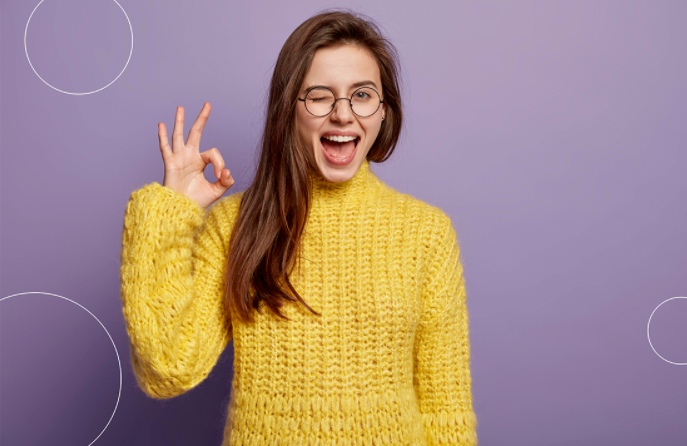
[302,44,381,91]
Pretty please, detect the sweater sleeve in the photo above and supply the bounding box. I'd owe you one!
[119,182,234,399]
[414,212,478,446]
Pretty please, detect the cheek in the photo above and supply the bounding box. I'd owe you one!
[366,121,383,140]
[296,113,317,140]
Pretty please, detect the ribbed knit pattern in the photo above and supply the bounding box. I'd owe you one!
[120,158,477,445]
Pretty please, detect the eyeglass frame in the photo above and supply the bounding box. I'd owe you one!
[297,86,385,118]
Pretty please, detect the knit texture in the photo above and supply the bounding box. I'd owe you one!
[120,158,477,445]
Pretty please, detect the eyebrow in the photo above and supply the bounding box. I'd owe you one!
[302,80,378,93]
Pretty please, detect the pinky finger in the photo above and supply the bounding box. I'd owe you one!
[158,123,173,160]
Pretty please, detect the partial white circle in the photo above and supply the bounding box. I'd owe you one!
[647,296,687,365]
[24,0,133,95]
[0,291,122,445]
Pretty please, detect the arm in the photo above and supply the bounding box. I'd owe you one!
[119,182,235,399]
[414,212,478,445]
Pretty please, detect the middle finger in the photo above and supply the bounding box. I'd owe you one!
[186,102,211,149]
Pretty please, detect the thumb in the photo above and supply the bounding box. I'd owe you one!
[212,169,234,194]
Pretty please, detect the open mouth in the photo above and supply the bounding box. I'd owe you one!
[320,136,359,163]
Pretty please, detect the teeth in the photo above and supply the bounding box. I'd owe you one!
[323,135,357,142]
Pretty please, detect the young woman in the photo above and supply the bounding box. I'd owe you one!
[120,9,477,446]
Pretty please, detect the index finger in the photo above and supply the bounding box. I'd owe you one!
[186,102,211,149]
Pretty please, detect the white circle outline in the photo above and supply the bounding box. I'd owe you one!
[647,296,687,365]
[24,0,134,95]
[0,291,122,445]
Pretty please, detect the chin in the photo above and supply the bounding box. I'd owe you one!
[315,160,357,183]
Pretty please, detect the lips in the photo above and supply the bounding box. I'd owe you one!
[320,131,360,138]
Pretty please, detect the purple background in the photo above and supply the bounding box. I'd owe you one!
[1,0,686,445]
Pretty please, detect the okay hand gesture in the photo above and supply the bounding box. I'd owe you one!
[158,102,234,209]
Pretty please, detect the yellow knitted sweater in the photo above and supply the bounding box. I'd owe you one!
[120,158,477,445]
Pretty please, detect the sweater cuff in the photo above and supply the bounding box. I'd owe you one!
[127,182,205,233]
[421,409,478,446]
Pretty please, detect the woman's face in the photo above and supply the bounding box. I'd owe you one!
[296,44,386,183]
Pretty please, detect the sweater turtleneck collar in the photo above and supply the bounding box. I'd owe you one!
[309,158,378,205]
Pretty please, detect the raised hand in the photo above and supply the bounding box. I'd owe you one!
[159,102,234,209]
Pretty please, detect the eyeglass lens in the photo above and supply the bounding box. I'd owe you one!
[305,87,381,117]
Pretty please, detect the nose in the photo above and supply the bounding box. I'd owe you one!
[330,98,354,123]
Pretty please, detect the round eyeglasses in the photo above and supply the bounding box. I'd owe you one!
[298,86,384,118]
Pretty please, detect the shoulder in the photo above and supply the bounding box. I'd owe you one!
[208,191,246,213]
[201,190,246,241]
[377,185,458,273]
[210,190,245,215]
[377,183,453,235]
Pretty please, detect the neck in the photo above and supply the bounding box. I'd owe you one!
[309,158,377,204]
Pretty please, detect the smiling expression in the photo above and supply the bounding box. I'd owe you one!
[296,44,386,183]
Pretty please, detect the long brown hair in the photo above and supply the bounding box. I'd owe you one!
[223,8,404,324]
